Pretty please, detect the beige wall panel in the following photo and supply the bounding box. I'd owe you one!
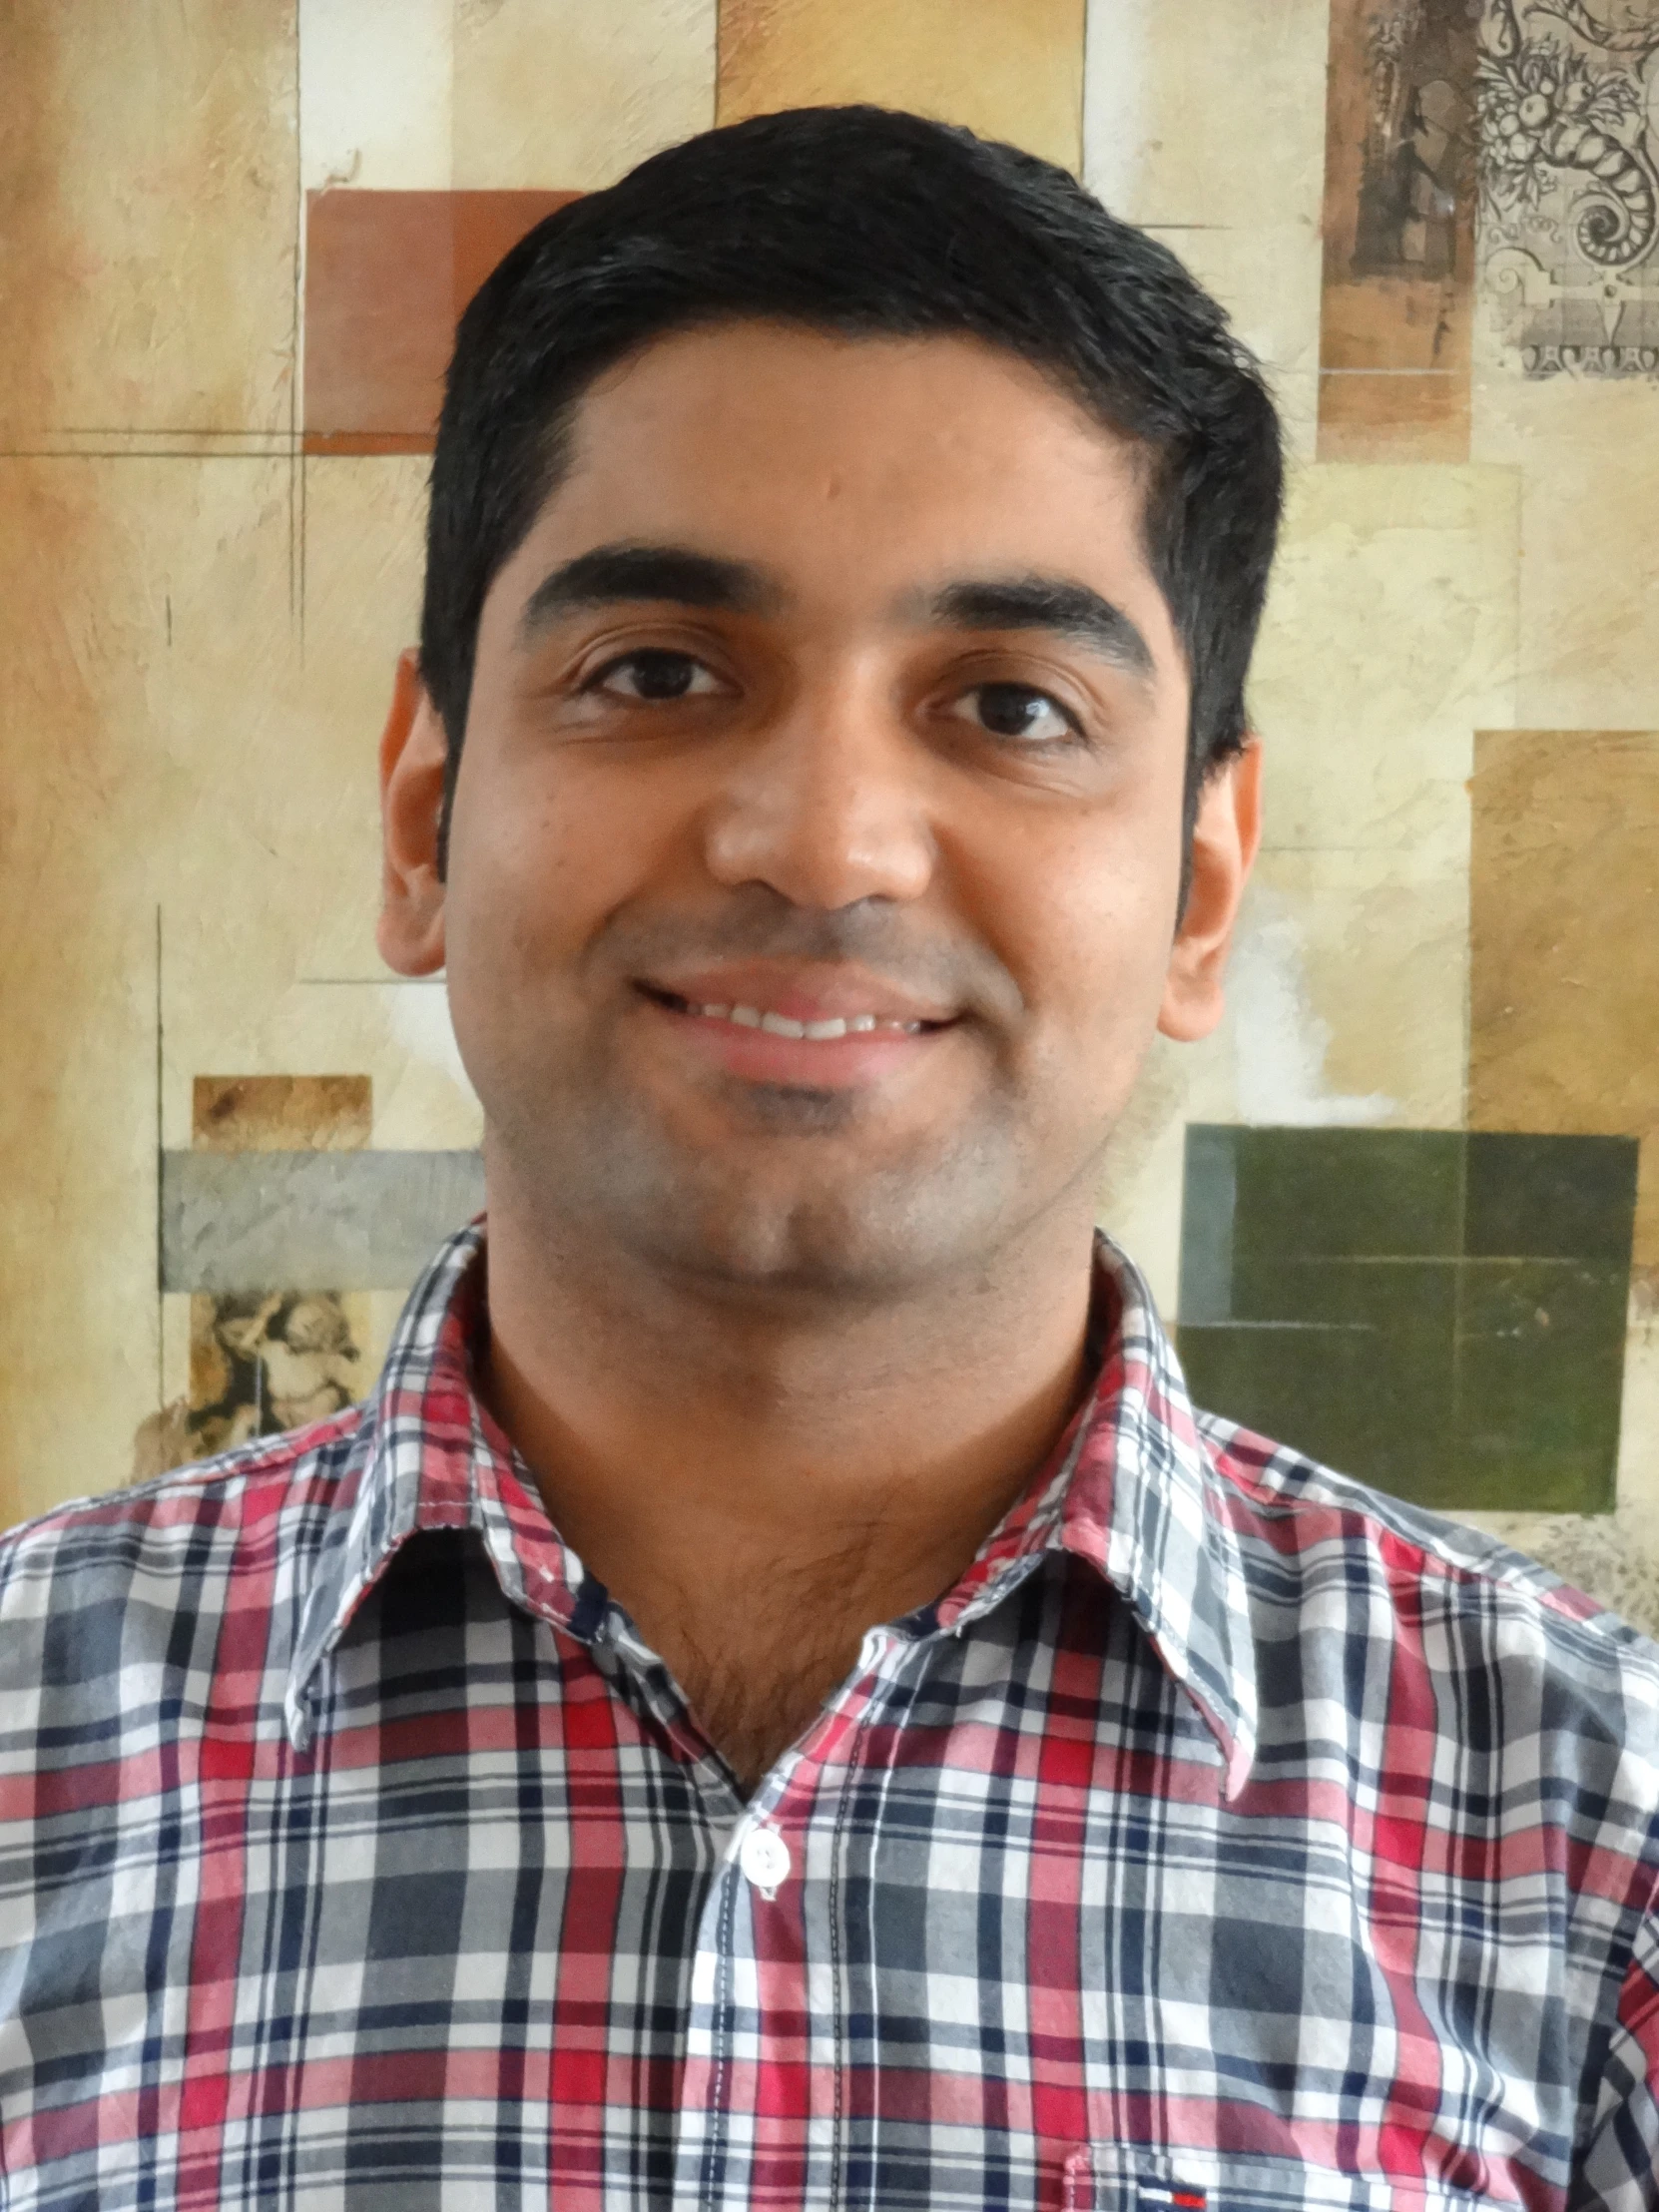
[0,2,297,442]
[452,0,717,191]
[159,456,481,1161]
[0,448,486,1523]
[1157,227,1322,464]
[1084,0,1326,457]
[1247,854,1470,1130]
[1469,730,1659,1272]
[299,0,453,193]
[1473,376,1659,731]
[717,0,1085,171]
[1250,463,1519,863]
[0,456,290,1526]
[1084,0,1328,232]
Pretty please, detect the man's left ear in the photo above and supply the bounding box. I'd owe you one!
[1157,738,1263,1043]
[377,647,450,979]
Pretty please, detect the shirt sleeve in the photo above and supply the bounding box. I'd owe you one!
[1572,1908,1659,2212]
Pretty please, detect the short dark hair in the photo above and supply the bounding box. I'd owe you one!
[421,105,1283,848]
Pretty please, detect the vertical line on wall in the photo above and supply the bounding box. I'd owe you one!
[155,903,165,1406]
[1075,0,1090,181]
[289,2,306,652]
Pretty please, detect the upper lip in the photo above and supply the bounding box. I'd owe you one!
[637,961,959,1027]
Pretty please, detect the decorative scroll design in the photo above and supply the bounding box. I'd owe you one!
[1475,0,1659,375]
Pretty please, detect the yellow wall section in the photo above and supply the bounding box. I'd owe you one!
[1470,732,1659,1276]
[717,0,1086,172]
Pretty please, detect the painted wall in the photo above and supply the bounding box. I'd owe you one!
[3,0,1656,1627]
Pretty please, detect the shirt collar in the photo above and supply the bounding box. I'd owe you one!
[287,1226,1259,1793]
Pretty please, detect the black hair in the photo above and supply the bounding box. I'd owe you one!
[421,105,1283,857]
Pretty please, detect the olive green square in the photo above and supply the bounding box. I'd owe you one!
[1463,1132,1639,1263]
[1178,1319,1456,1507]
[1227,1255,1459,1334]
[1449,1258,1627,1512]
[1175,1125,1634,1515]
[1224,1128,1464,1263]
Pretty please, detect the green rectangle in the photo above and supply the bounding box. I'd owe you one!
[1450,1257,1627,1512]
[1179,1318,1456,1507]
[1463,1133,1639,1263]
[1227,1255,1459,1334]
[1227,1128,1464,1262]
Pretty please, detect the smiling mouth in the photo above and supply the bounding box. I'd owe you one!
[636,984,951,1041]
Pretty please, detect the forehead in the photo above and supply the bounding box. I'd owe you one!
[504,321,1169,635]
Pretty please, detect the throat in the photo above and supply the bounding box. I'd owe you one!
[666,1613,870,1793]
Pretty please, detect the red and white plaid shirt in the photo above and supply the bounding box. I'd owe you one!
[3,1224,1658,2210]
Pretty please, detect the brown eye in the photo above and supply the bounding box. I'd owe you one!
[949,682,1076,744]
[592,650,721,702]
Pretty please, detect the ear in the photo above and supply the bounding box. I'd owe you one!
[1157,738,1263,1042]
[376,648,450,977]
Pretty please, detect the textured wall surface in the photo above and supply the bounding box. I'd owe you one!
[2,0,1656,1630]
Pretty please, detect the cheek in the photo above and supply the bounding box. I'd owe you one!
[980,816,1182,1062]
[446,753,659,982]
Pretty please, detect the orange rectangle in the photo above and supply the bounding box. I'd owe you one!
[303,190,580,452]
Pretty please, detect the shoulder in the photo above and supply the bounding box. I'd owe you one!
[1196,1406,1659,1783]
[0,1406,367,1646]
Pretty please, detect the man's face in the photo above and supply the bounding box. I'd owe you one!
[382,322,1253,1296]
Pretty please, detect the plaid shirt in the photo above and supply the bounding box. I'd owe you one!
[4,1227,1659,2212]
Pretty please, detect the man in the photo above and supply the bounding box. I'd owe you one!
[2,107,1656,2212]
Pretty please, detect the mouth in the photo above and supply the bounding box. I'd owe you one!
[632,979,958,1091]
[637,983,947,1039]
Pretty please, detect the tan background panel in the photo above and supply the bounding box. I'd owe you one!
[717,0,1086,171]
[0,2,297,444]
[1469,730,1659,1274]
[452,0,717,189]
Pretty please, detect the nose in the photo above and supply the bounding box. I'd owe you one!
[701,674,936,911]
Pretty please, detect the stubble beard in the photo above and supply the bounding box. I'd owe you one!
[481,1043,1049,1312]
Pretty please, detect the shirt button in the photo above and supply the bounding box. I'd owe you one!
[737,1823,792,1895]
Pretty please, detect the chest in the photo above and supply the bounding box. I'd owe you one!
[1,1570,1589,2212]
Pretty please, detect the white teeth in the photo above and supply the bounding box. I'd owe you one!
[679,998,929,1037]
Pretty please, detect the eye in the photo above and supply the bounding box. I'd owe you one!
[947,682,1078,745]
[589,649,723,702]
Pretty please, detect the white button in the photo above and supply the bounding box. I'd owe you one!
[738,1824,792,1894]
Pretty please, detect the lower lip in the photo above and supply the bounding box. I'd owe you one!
[645,996,947,1088]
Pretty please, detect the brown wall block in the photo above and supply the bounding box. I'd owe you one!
[717,0,1085,171]
[1469,731,1659,1273]
[1318,0,1474,459]
[303,191,580,452]
[192,1075,373,1153]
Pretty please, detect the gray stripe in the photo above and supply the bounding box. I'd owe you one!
[160,1150,485,1293]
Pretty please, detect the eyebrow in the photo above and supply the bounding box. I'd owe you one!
[923,575,1156,678]
[517,542,783,643]
[517,544,1157,681]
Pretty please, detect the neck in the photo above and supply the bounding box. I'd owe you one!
[477,1169,1100,1784]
